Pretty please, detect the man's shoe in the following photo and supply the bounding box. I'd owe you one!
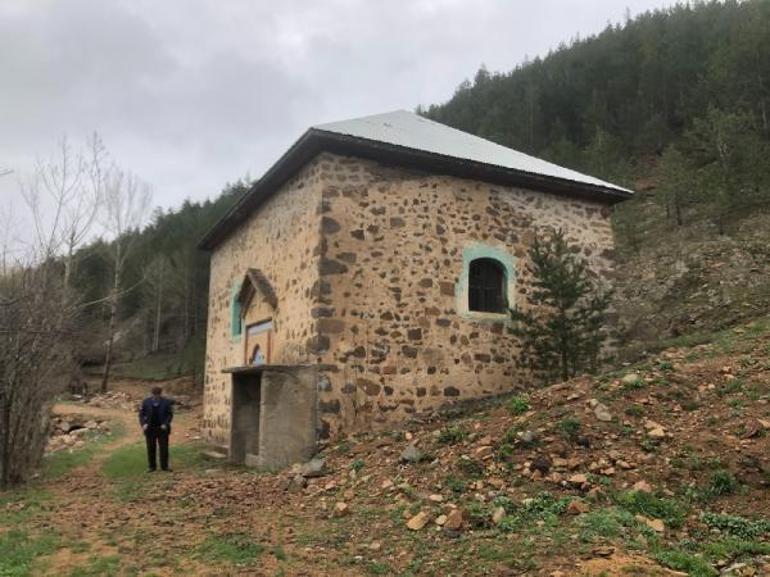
[161,468,173,472]
[147,468,157,473]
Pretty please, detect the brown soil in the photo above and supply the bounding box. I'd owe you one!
[6,324,770,576]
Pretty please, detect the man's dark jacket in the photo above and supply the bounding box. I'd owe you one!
[139,396,174,432]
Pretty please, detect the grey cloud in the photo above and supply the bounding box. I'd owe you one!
[0,0,675,210]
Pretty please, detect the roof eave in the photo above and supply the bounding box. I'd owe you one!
[198,129,633,251]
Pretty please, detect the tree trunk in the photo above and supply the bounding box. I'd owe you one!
[100,243,121,393]
[152,259,164,353]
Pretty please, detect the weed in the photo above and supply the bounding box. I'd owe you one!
[502,425,520,443]
[445,476,467,494]
[557,417,581,442]
[196,533,264,566]
[707,470,737,496]
[717,379,744,397]
[495,442,514,462]
[654,549,716,577]
[656,360,674,372]
[456,457,484,478]
[702,512,770,539]
[624,404,644,417]
[576,507,636,541]
[465,502,492,529]
[508,395,530,416]
[350,458,365,473]
[437,425,468,445]
[366,561,391,575]
[499,492,573,533]
[615,490,688,528]
[621,377,645,391]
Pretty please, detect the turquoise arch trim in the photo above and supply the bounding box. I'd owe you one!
[455,243,516,321]
[230,280,242,341]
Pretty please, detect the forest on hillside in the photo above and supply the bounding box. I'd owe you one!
[41,0,770,380]
[423,0,770,237]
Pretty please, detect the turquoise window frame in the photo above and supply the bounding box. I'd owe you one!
[230,281,242,341]
[456,243,516,322]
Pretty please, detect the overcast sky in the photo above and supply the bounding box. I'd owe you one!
[0,0,674,214]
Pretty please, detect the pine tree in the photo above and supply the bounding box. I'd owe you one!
[510,229,611,382]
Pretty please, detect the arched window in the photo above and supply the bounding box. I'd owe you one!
[468,258,506,313]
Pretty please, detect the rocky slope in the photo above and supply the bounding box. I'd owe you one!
[161,317,770,576]
[612,199,770,350]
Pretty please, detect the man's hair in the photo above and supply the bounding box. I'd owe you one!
[151,386,163,396]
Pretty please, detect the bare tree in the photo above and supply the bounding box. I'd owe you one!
[20,136,105,292]
[0,137,99,488]
[0,261,73,489]
[100,170,151,392]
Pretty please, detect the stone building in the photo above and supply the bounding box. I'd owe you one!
[199,110,631,467]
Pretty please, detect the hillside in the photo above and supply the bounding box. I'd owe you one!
[59,1,770,378]
[2,318,768,576]
[422,0,770,349]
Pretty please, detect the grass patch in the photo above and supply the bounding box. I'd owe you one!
[102,441,207,501]
[43,422,125,480]
[0,529,59,577]
[0,488,52,525]
[196,533,264,566]
[575,507,637,541]
[655,548,716,577]
[67,555,121,577]
[614,490,688,528]
[497,492,572,533]
[103,442,206,479]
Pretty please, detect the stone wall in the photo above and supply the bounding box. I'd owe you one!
[203,156,327,446]
[312,154,616,439]
[204,151,617,446]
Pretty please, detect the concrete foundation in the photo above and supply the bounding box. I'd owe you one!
[226,365,318,470]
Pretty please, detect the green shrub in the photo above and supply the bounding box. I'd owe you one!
[508,395,530,415]
[702,512,770,539]
[708,470,737,496]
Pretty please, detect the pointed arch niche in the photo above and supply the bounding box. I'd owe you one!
[237,268,278,365]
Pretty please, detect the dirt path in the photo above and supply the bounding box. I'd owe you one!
[30,396,207,576]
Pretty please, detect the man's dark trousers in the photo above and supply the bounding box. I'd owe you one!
[145,427,169,471]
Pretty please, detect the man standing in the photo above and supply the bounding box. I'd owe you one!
[139,386,173,472]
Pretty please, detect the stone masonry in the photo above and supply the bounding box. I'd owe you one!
[203,151,615,447]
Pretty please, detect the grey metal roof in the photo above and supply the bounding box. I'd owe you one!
[314,110,630,194]
[199,110,633,250]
